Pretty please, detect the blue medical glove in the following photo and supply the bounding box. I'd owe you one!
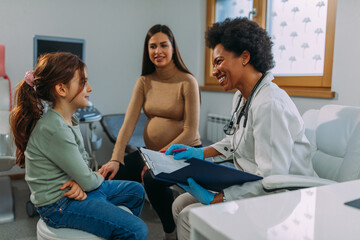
[165,144,204,160]
[178,178,215,205]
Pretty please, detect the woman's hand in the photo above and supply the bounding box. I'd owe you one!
[141,165,148,182]
[178,178,215,205]
[60,180,87,201]
[98,160,120,180]
[165,144,204,160]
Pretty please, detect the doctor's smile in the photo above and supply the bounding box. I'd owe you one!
[214,70,226,85]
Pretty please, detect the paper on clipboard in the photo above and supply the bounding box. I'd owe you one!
[139,147,190,175]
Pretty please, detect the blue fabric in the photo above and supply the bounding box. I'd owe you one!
[36,180,148,240]
[165,144,204,160]
[178,178,215,205]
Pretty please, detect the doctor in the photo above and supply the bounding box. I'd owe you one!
[166,17,318,240]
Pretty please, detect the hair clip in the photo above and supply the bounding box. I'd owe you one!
[24,71,35,87]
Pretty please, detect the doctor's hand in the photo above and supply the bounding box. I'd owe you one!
[178,178,215,205]
[98,160,120,180]
[165,144,204,160]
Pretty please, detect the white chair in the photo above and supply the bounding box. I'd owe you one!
[0,48,16,223]
[262,104,360,191]
[37,205,132,240]
[0,101,15,225]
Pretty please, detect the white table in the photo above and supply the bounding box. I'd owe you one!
[189,180,360,240]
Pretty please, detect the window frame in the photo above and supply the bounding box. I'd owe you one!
[201,0,337,98]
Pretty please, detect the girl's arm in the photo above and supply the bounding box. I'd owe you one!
[47,130,103,192]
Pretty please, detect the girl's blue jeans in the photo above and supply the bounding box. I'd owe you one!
[37,180,148,240]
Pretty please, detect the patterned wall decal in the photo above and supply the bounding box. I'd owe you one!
[215,0,253,23]
[267,0,328,76]
[213,0,328,77]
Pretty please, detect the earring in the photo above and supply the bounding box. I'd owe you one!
[242,62,246,66]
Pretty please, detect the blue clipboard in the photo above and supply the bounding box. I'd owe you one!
[139,148,262,192]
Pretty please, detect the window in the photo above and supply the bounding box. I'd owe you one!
[202,0,337,98]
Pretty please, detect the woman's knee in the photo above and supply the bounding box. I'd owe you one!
[177,207,190,228]
[172,195,182,222]
[172,193,194,223]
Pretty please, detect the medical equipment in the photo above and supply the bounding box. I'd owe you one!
[0,44,15,223]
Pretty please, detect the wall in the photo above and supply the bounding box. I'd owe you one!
[0,0,359,170]
[0,0,206,167]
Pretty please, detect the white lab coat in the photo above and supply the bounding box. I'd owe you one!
[211,72,318,201]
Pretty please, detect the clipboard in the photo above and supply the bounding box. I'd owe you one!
[139,147,262,192]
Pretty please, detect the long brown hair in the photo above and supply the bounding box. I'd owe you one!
[141,24,192,76]
[10,52,86,167]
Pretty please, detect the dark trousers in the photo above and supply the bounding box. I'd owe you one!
[113,150,176,233]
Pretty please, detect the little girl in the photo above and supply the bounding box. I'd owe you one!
[10,52,148,240]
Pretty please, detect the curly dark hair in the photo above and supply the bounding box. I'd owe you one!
[206,17,275,73]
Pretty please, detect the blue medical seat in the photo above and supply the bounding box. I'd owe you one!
[100,113,147,153]
[0,52,15,223]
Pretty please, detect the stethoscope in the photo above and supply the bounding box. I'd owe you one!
[223,73,266,135]
[223,73,266,153]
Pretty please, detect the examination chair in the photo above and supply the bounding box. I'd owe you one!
[37,206,132,240]
[262,104,360,191]
[0,44,16,224]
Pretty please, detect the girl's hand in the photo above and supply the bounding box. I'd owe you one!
[98,160,120,180]
[60,180,87,201]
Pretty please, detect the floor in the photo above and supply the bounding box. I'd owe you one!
[0,178,164,240]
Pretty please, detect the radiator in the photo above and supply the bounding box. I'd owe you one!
[206,113,231,143]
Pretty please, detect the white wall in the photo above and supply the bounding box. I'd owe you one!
[0,0,206,166]
[0,0,359,168]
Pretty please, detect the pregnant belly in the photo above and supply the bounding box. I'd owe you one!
[144,117,183,150]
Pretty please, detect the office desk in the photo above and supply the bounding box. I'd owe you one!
[189,180,360,240]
